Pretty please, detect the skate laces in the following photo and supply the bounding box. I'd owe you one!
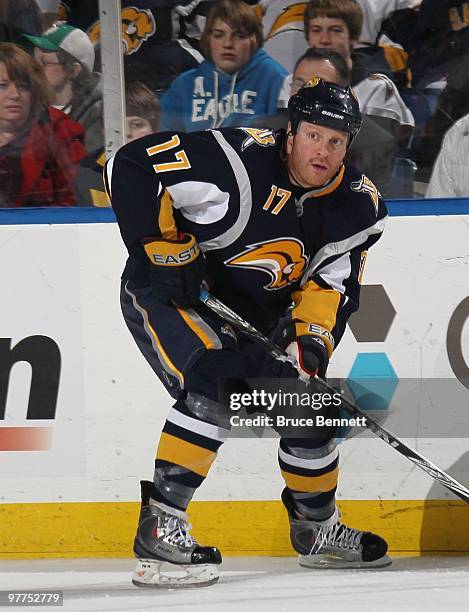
[161,514,195,548]
[310,521,362,555]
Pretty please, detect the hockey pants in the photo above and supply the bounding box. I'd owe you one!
[121,280,338,520]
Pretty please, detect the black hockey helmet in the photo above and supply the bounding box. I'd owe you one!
[288,77,362,146]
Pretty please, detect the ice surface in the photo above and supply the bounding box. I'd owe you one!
[0,557,468,611]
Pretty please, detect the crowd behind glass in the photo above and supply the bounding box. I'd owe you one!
[1,0,468,207]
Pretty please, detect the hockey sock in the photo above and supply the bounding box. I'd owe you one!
[279,438,338,521]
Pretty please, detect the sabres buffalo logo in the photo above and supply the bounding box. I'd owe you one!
[88,7,156,55]
[225,238,308,290]
[305,76,321,88]
[58,2,70,21]
[265,3,308,40]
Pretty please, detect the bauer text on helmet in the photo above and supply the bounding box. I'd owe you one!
[288,77,361,146]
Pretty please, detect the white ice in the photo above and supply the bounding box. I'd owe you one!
[0,557,468,612]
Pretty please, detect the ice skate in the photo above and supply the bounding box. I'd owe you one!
[132,481,222,588]
[282,488,391,569]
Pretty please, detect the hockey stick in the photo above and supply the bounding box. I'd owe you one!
[199,288,469,503]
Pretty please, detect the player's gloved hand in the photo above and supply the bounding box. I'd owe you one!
[285,335,329,379]
[260,353,299,379]
[272,319,330,379]
[142,233,205,308]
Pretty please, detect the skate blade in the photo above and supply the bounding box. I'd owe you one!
[132,559,219,588]
[299,553,392,569]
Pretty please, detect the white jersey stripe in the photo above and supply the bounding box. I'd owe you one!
[104,154,116,198]
[302,216,387,284]
[278,445,339,470]
[199,130,252,251]
[317,252,352,294]
[167,407,230,442]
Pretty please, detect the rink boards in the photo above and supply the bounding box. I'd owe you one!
[0,204,468,557]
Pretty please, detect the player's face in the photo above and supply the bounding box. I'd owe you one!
[209,19,255,74]
[0,62,31,130]
[291,58,339,95]
[286,120,348,187]
[307,16,354,60]
[126,115,154,143]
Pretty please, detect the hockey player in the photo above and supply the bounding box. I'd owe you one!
[105,78,390,587]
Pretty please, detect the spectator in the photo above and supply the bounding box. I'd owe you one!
[35,0,62,30]
[253,47,397,195]
[74,81,160,206]
[292,48,397,195]
[0,0,42,44]
[290,47,350,93]
[0,43,86,207]
[416,57,469,180]
[160,0,289,132]
[409,0,469,89]
[356,0,421,49]
[259,0,309,73]
[426,114,469,197]
[125,81,160,143]
[258,0,420,76]
[304,0,414,146]
[251,47,348,122]
[22,23,103,152]
[352,0,421,84]
[378,4,421,88]
[57,0,213,93]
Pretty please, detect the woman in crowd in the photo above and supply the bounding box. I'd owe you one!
[160,0,289,132]
[0,43,86,207]
[23,23,103,152]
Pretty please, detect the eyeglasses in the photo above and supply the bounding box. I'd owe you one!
[36,58,63,67]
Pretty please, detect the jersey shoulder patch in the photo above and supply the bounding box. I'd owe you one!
[350,173,381,216]
[238,127,279,151]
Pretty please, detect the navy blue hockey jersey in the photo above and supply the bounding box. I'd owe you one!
[105,127,387,356]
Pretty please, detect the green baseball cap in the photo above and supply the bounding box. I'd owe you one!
[23,24,95,72]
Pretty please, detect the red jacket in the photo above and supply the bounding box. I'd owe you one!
[16,107,87,207]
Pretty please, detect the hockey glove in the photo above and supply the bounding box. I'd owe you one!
[260,352,299,379]
[285,335,329,379]
[142,234,205,308]
[272,320,330,379]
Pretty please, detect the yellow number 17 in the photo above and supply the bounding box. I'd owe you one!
[146,135,191,173]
